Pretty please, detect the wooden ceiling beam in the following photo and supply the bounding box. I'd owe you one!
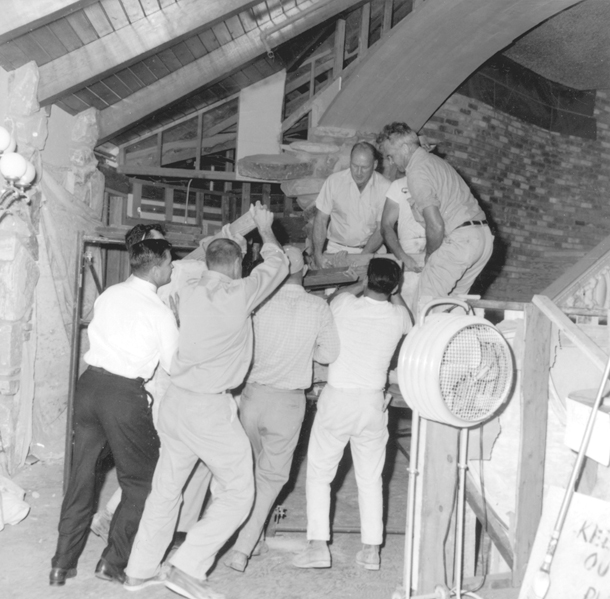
[0,0,99,45]
[99,0,366,143]
[38,0,263,105]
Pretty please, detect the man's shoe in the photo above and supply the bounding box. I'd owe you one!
[90,509,112,544]
[223,550,248,573]
[251,539,269,557]
[292,540,331,569]
[165,565,226,599]
[49,567,77,586]
[95,558,126,583]
[356,544,380,570]
[124,571,167,592]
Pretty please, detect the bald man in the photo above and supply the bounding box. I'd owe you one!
[312,142,391,269]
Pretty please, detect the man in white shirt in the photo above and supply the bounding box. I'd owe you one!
[381,177,427,312]
[293,258,411,571]
[312,142,391,269]
[50,239,179,586]
[223,245,340,573]
[125,203,289,599]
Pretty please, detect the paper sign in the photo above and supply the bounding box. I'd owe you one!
[519,486,610,599]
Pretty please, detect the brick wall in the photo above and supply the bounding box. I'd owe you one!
[419,91,610,301]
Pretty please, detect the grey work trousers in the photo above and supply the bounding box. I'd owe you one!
[126,385,253,580]
[233,382,306,556]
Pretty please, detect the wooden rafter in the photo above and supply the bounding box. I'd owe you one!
[0,0,99,45]
[98,0,366,143]
[37,0,263,105]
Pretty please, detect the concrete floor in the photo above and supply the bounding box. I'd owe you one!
[0,406,520,599]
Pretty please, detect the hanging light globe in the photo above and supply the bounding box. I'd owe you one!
[0,152,28,182]
[0,126,16,153]
[16,161,36,188]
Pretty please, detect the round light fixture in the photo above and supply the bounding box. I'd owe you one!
[0,152,28,181]
[16,161,36,188]
[0,126,16,153]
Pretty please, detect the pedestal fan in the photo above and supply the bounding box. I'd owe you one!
[395,299,515,599]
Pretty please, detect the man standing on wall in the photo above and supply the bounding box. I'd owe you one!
[312,142,391,269]
[223,245,340,573]
[124,203,289,599]
[293,258,411,571]
[50,239,178,586]
[377,122,494,314]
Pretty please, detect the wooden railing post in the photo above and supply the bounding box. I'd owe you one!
[512,303,552,586]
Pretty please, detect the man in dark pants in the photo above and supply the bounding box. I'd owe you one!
[50,238,179,586]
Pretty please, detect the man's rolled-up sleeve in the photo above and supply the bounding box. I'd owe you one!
[314,304,340,365]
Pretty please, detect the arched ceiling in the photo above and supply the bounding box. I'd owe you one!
[319,0,582,132]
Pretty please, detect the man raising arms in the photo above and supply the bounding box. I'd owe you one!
[125,203,288,599]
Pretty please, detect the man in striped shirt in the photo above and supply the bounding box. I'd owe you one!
[224,245,340,573]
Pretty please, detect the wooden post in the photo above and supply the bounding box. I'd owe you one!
[333,18,346,80]
[165,187,174,223]
[241,182,251,216]
[132,180,142,218]
[415,420,459,593]
[512,303,551,586]
[383,0,393,34]
[156,131,162,167]
[283,195,293,217]
[309,56,316,98]
[195,112,203,171]
[262,183,271,209]
[359,3,371,55]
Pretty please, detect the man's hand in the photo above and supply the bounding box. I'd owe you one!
[250,201,273,232]
[313,252,332,270]
[250,201,281,249]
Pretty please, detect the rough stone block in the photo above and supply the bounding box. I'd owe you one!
[0,376,19,395]
[71,107,99,148]
[0,234,18,261]
[296,194,318,211]
[0,243,39,321]
[285,141,341,154]
[0,322,22,374]
[8,62,40,117]
[237,154,314,181]
[280,178,326,197]
[7,111,48,152]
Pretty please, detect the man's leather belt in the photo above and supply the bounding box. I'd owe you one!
[456,220,488,229]
[88,365,144,384]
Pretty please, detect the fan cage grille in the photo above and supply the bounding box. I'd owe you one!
[439,324,512,422]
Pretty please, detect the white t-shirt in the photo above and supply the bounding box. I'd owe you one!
[386,177,426,255]
[328,293,410,391]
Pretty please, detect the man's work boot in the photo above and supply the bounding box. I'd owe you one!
[356,544,380,570]
[292,540,331,569]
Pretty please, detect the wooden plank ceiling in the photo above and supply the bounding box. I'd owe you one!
[0,0,402,148]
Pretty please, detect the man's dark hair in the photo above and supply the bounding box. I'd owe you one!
[351,141,377,161]
[376,122,419,146]
[125,223,166,250]
[367,258,402,296]
[206,238,242,270]
[129,239,172,276]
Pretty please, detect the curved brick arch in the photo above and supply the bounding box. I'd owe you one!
[319,0,581,133]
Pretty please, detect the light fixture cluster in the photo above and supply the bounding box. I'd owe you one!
[0,125,37,221]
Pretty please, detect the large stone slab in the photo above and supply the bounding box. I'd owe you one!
[237,153,314,180]
[280,178,326,197]
[296,194,318,211]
